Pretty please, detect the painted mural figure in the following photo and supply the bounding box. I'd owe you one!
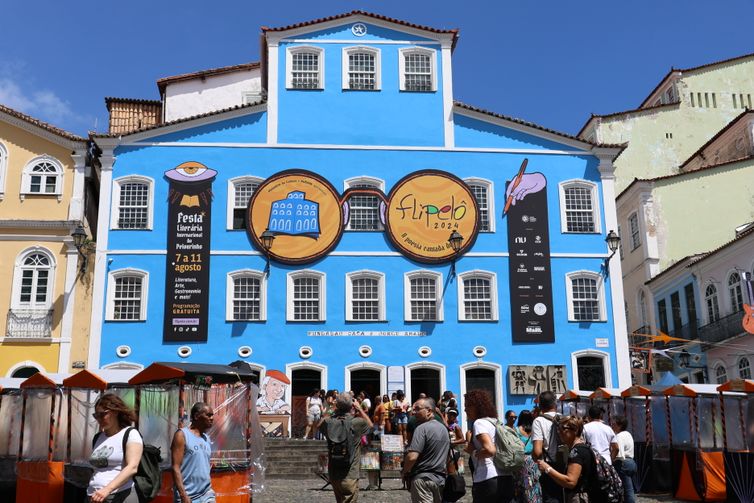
[268,191,320,237]
[549,365,566,394]
[256,370,291,414]
[512,366,527,394]
[530,365,547,395]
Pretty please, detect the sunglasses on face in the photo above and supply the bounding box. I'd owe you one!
[92,410,109,420]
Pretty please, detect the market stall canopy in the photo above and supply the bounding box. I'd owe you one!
[621,385,653,397]
[664,383,745,397]
[716,379,754,393]
[19,373,66,389]
[590,387,622,399]
[129,362,258,385]
[559,389,592,400]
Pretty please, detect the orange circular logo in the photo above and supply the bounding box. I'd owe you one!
[247,171,343,264]
[386,171,478,263]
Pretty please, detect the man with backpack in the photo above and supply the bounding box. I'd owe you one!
[402,398,450,503]
[171,402,215,503]
[532,391,565,503]
[320,392,372,503]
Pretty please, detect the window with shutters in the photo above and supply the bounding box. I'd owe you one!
[465,178,494,232]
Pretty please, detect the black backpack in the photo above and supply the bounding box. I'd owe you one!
[324,415,355,474]
[541,414,569,471]
[92,427,163,503]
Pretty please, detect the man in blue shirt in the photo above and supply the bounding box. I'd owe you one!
[171,402,215,503]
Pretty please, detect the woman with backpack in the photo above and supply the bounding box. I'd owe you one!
[464,389,514,502]
[515,410,542,503]
[87,393,143,503]
[535,416,592,503]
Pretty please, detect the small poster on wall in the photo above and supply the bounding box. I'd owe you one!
[508,364,568,395]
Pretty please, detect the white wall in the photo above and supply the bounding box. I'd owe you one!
[164,69,262,122]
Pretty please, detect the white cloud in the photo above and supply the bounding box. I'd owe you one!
[0,77,76,125]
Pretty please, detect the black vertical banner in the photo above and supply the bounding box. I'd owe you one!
[163,162,217,343]
[506,173,555,343]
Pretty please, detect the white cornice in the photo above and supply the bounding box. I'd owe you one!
[0,220,77,230]
[0,112,86,151]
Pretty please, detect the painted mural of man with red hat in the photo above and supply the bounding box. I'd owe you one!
[257,370,291,414]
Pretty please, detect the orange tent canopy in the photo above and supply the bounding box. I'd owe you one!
[129,362,185,385]
[20,373,56,389]
[716,379,754,393]
[590,387,623,399]
[62,369,108,390]
[621,385,652,397]
[559,389,592,401]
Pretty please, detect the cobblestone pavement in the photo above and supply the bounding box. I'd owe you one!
[255,477,681,502]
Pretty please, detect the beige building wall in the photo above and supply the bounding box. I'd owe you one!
[0,113,92,376]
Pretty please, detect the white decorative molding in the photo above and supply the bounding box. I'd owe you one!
[344,362,386,396]
[284,361,328,408]
[458,361,503,423]
[571,349,613,390]
[404,361,446,403]
[341,46,381,91]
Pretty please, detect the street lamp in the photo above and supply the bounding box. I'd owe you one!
[260,229,275,275]
[602,229,621,276]
[448,230,463,277]
[71,224,88,273]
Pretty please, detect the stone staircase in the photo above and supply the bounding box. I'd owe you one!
[263,437,328,479]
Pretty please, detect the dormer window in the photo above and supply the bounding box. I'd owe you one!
[286,46,324,90]
[399,47,436,92]
[342,47,381,91]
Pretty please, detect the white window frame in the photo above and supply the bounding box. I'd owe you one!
[344,362,387,397]
[111,176,155,230]
[464,178,495,233]
[342,46,381,91]
[457,270,498,321]
[558,180,601,234]
[565,270,606,322]
[628,212,641,251]
[286,45,324,90]
[227,175,263,230]
[459,361,504,422]
[727,270,744,313]
[571,349,613,390]
[398,47,437,92]
[20,155,64,200]
[343,176,385,231]
[404,361,446,405]
[345,270,386,322]
[105,268,149,321]
[0,142,7,200]
[11,247,56,310]
[404,270,443,322]
[286,270,326,322]
[226,269,267,321]
[712,362,727,384]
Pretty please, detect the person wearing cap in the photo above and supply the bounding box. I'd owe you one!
[256,370,291,414]
[445,409,465,447]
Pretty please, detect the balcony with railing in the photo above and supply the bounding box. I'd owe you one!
[699,309,746,345]
[5,309,54,339]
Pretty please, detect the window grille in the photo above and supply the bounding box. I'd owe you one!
[728,273,744,313]
[118,182,149,229]
[564,186,595,232]
[715,365,727,384]
[404,53,432,91]
[629,213,641,250]
[233,276,261,320]
[292,52,320,89]
[232,181,259,230]
[293,276,320,320]
[469,184,490,232]
[29,161,58,193]
[113,276,142,320]
[410,276,437,321]
[740,357,752,379]
[348,52,376,90]
[571,277,600,321]
[351,277,379,320]
[463,277,492,320]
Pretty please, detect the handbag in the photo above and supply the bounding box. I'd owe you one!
[443,448,466,502]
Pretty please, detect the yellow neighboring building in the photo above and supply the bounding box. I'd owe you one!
[0,104,94,377]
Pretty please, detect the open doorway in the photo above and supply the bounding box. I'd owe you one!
[465,367,497,409]
[291,368,321,438]
[576,356,606,391]
[409,367,441,403]
[350,368,381,416]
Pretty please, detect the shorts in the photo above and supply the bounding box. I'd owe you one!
[307,412,322,423]
[174,489,216,503]
[395,412,408,424]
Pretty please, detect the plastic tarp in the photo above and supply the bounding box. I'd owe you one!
[650,396,670,458]
[724,451,754,503]
[625,397,647,443]
[672,450,727,502]
[668,396,694,449]
[138,385,180,469]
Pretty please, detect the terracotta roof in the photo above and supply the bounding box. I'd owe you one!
[454,101,625,150]
[637,69,680,109]
[686,224,754,268]
[0,103,87,142]
[645,254,705,286]
[157,62,261,91]
[617,154,754,200]
[576,101,680,138]
[91,99,266,139]
[262,10,459,49]
[678,110,754,170]
[105,97,161,108]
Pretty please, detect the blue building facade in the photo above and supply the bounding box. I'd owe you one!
[90,12,629,424]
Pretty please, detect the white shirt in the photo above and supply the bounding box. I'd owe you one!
[583,420,617,465]
[615,430,634,460]
[531,411,559,450]
[88,427,143,495]
[471,418,499,483]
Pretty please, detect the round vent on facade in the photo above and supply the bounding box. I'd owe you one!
[358,345,372,358]
[299,346,313,359]
[116,345,131,358]
[238,346,253,358]
[472,346,487,358]
[418,346,432,358]
[177,346,192,358]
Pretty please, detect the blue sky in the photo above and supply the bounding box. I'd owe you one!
[2,1,752,137]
